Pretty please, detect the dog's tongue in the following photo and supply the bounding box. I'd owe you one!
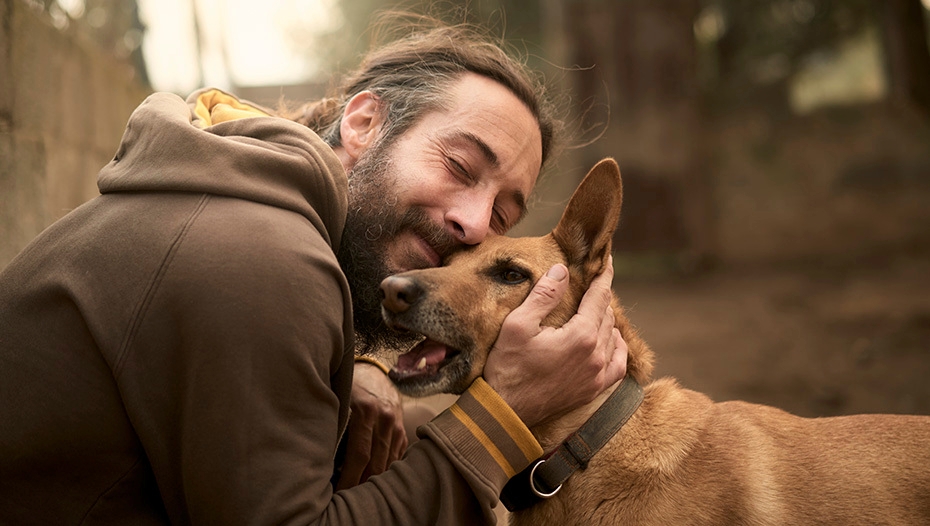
[393,339,449,378]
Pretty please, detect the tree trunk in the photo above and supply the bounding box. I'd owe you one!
[559,0,712,267]
[879,0,930,115]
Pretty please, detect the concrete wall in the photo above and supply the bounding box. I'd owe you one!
[1,0,149,269]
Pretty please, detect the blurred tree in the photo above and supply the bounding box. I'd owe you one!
[562,0,701,122]
[557,0,708,261]
[878,0,930,115]
[710,0,875,109]
[706,0,930,114]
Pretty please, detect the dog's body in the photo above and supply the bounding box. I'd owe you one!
[379,159,930,525]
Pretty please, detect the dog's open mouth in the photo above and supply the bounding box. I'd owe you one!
[389,337,461,382]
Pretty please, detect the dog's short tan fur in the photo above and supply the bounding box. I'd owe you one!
[380,159,930,525]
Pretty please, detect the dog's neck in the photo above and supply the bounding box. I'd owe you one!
[529,378,625,452]
[530,304,653,452]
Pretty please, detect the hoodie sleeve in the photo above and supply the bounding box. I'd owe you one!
[421,379,544,492]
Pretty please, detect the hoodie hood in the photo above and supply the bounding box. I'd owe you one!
[98,88,348,249]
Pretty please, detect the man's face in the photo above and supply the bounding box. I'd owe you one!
[339,73,543,347]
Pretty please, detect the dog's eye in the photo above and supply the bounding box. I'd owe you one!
[497,268,528,285]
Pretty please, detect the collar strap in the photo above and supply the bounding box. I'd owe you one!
[500,377,644,512]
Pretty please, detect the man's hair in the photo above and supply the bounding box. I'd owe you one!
[282,13,561,167]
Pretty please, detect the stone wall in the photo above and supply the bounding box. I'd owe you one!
[0,0,149,268]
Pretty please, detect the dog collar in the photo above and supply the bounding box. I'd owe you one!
[500,377,644,512]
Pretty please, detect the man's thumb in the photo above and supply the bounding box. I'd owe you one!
[523,264,569,312]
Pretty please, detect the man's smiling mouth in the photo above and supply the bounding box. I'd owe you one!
[413,235,442,268]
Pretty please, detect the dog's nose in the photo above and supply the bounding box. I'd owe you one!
[380,276,423,313]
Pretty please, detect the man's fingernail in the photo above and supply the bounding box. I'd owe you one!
[546,264,567,281]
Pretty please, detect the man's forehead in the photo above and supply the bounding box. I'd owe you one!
[443,76,542,163]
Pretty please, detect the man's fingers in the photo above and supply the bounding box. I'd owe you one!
[345,361,408,481]
[604,328,628,386]
[369,408,406,476]
[367,434,392,478]
[574,256,614,322]
[335,421,372,490]
[392,426,408,464]
[507,264,570,328]
[596,304,616,359]
[393,414,408,458]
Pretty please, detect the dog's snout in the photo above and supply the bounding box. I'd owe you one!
[380,276,423,313]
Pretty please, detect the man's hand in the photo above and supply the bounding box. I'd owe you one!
[335,362,408,490]
[483,257,628,429]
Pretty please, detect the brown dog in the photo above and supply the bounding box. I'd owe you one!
[379,158,930,525]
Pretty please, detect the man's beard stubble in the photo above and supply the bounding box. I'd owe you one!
[336,140,459,354]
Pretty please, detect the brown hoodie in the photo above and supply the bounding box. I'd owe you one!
[0,89,542,525]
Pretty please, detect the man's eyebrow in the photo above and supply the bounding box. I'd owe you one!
[453,131,499,168]
[449,130,528,224]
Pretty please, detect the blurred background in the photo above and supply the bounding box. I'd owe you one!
[2,0,929,419]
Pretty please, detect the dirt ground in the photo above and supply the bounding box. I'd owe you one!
[616,252,930,419]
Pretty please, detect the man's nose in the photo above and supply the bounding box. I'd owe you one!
[444,197,494,245]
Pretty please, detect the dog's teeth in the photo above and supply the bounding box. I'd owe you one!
[416,357,427,370]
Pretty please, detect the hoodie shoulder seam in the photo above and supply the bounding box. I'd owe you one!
[112,194,212,375]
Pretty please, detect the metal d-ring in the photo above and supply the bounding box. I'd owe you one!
[528,459,562,498]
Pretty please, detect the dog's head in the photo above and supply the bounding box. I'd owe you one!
[379,158,653,397]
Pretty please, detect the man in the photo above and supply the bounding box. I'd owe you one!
[0,20,626,525]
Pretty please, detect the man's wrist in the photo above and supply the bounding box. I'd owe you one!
[355,355,391,375]
[420,378,543,496]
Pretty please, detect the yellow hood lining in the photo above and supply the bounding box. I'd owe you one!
[193,89,270,127]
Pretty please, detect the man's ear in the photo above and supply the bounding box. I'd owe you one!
[340,91,384,166]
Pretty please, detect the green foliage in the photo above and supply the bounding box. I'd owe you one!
[708,0,877,99]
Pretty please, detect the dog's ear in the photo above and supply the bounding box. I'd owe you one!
[552,158,623,280]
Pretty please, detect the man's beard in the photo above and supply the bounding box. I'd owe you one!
[336,140,459,354]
